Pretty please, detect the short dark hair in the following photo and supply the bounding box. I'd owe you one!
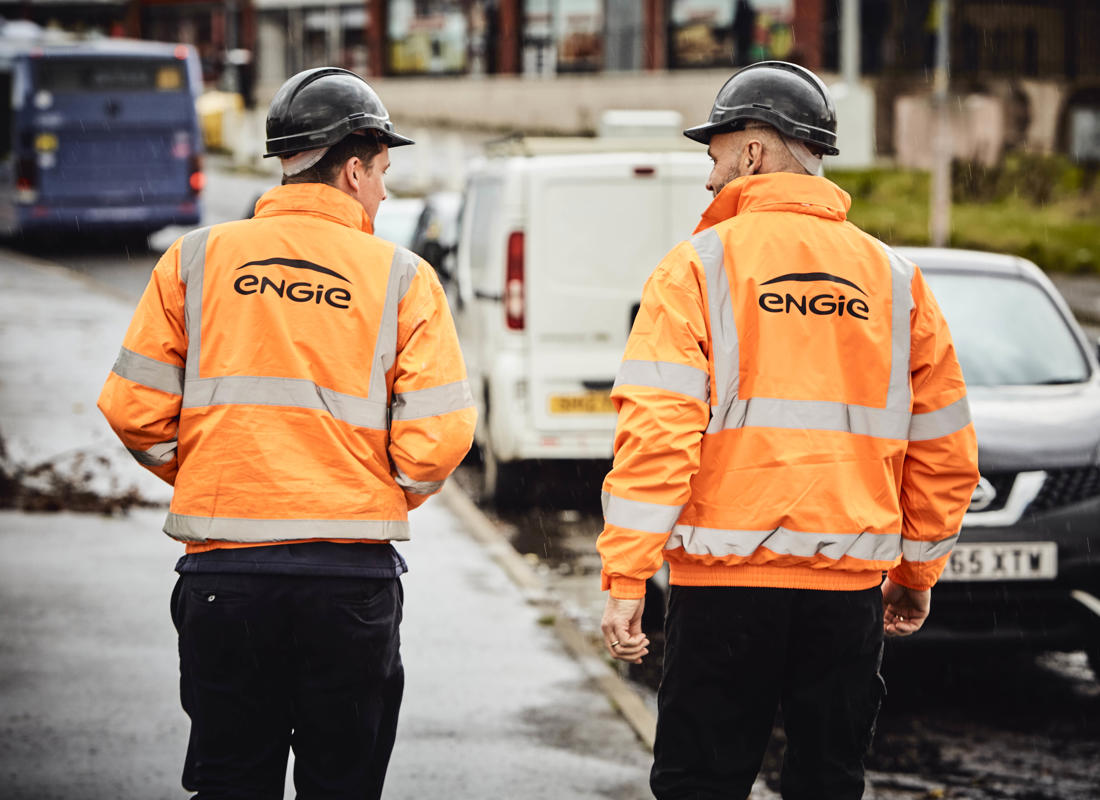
[281,131,383,186]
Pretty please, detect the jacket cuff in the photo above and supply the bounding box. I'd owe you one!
[886,565,935,592]
[604,573,646,599]
[403,490,432,511]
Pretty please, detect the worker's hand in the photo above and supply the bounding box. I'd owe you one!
[882,577,931,637]
[601,596,649,664]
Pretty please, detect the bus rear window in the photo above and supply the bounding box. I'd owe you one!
[35,58,185,92]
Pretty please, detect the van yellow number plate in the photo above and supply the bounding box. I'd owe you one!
[548,392,616,415]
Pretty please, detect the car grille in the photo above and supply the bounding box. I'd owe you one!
[973,472,1016,512]
[1027,466,1100,514]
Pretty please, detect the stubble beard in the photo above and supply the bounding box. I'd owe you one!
[711,164,743,198]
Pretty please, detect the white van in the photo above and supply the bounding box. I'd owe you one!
[452,135,712,503]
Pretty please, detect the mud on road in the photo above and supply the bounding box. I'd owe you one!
[0,434,153,514]
[457,466,1100,800]
[862,649,1099,799]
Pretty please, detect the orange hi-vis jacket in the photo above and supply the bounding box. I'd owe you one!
[598,172,980,599]
[98,183,476,551]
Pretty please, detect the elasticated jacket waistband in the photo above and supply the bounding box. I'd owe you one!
[668,561,883,591]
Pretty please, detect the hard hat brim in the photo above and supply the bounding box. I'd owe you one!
[683,121,723,145]
[264,120,415,158]
[682,118,840,156]
[378,130,415,148]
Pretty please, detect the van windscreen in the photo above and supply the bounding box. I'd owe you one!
[36,58,186,93]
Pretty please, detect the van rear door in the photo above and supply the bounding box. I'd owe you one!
[524,151,710,441]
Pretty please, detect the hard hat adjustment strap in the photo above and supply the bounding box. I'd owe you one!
[281,146,330,176]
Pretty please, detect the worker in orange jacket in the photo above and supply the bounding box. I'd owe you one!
[98,68,475,799]
[597,62,979,799]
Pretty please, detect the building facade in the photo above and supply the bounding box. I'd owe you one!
[0,1,1096,159]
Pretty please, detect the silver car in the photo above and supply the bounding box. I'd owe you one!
[895,247,1100,676]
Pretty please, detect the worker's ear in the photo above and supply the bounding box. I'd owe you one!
[743,140,763,175]
[342,157,361,191]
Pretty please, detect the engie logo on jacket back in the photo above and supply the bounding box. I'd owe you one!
[233,258,352,309]
[757,272,870,320]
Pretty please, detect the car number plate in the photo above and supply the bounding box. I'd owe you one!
[939,542,1057,582]
[548,392,615,415]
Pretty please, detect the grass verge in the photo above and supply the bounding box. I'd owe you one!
[829,167,1100,273]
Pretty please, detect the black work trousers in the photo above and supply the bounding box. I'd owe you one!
[650,585,885,800]
[171,573,404,800]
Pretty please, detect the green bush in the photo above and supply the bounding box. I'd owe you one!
[951,152,1087,206]
[827,160,1100,274]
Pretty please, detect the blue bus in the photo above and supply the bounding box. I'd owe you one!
[0,26,204,239]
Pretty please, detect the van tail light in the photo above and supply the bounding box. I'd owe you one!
[188,154,205,193]
[505,231,525,331]
[16,156,37,203]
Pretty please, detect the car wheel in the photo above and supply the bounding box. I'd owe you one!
[478,425,527,510]
[478,431,500,505]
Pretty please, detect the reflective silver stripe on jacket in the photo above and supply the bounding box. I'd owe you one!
[180,375,389,428]
[128,440,177,467]
[394,467,445,495]
[603,492,685,535]
[613,359,709,403]
[368,248,420,405]
[164,513,410,543]
[882,245,915,415]
[901,531,960,563]
[705,397,910,439]
[908,396,972,441]
[391,380,475,422]
[666,524,903,562]
[111,347,184,395]
[180,227,211,384]
[698,232,918,438]
[694,228,739,430]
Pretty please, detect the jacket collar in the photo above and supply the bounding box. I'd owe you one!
[693,172,852,234]
[253,182,374,235]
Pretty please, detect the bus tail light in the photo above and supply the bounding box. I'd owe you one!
[188,154,205,193]
[505,231,524,331]
[16,156,37,203]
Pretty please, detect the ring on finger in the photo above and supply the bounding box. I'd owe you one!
[609,640,620,648]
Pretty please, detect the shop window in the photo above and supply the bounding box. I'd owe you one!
[522,0,603,75]
[606,0,642,71]
[670,0,794,69]
[556,0,603,72]
[523,0,556,75]
[823,0,891,76]
[388,0,468,75]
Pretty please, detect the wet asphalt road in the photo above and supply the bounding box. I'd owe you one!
[13,159,1100,799]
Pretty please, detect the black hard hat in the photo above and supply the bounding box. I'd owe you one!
[683,61,839,155]
[264,67,413,158]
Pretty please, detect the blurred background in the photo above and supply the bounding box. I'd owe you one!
[1,2,1100,798]
[2,1,1097,265]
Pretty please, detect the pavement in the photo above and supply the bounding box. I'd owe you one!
[0,249,656,798]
